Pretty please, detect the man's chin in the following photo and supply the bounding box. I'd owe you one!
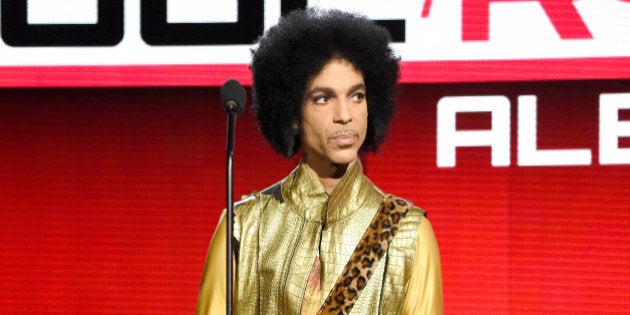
[329,152,359,166]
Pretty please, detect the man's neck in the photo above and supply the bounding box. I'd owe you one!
[304,158,356,195]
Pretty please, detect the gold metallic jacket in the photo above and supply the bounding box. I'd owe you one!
[197,160,442,314]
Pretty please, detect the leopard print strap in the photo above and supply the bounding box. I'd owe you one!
[317,195,411,315]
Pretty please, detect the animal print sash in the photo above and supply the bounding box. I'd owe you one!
[317,195,411,315]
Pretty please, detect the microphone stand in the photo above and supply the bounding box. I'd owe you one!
[225,107,237,315]
[220,79,245,315]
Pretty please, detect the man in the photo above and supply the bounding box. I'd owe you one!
[197,8,442,314]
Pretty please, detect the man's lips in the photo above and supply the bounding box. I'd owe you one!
[329,131,359,147]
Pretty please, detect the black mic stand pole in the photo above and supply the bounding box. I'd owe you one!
[220,79,245,315]
[225,107,236,315]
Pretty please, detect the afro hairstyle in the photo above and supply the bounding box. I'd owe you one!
[251,8,400,158]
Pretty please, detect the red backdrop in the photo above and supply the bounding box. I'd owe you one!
[1,81,629,313]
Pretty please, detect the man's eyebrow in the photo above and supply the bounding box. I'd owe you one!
[348,83,366,93]
[305,83,366,96]
[306,86,334,96]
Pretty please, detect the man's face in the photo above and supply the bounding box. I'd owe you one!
[300,59,368,169]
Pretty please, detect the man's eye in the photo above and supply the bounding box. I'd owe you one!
[351,92,366,102]
[314,95,330,104]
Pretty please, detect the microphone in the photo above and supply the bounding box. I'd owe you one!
[221,79,246,115]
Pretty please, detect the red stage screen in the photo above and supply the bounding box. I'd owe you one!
[3,1,630,86]
[1,81,629,313]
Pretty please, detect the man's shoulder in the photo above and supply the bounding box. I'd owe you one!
[406,203,427,219]
[382,192,427,220]
[233,179,286,213]
[361,179,425,218]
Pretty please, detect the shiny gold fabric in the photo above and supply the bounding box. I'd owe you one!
[196,160,443,314]
[301,256,321,315]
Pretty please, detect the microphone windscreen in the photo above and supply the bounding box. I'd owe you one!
[220,79,247,115]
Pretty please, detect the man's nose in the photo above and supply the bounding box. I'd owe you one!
[333,100,352,124]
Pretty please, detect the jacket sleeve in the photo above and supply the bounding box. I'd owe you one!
[196,212,227,315]
[402,216,443,315]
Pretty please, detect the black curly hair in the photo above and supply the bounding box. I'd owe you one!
[251,8,400,158]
